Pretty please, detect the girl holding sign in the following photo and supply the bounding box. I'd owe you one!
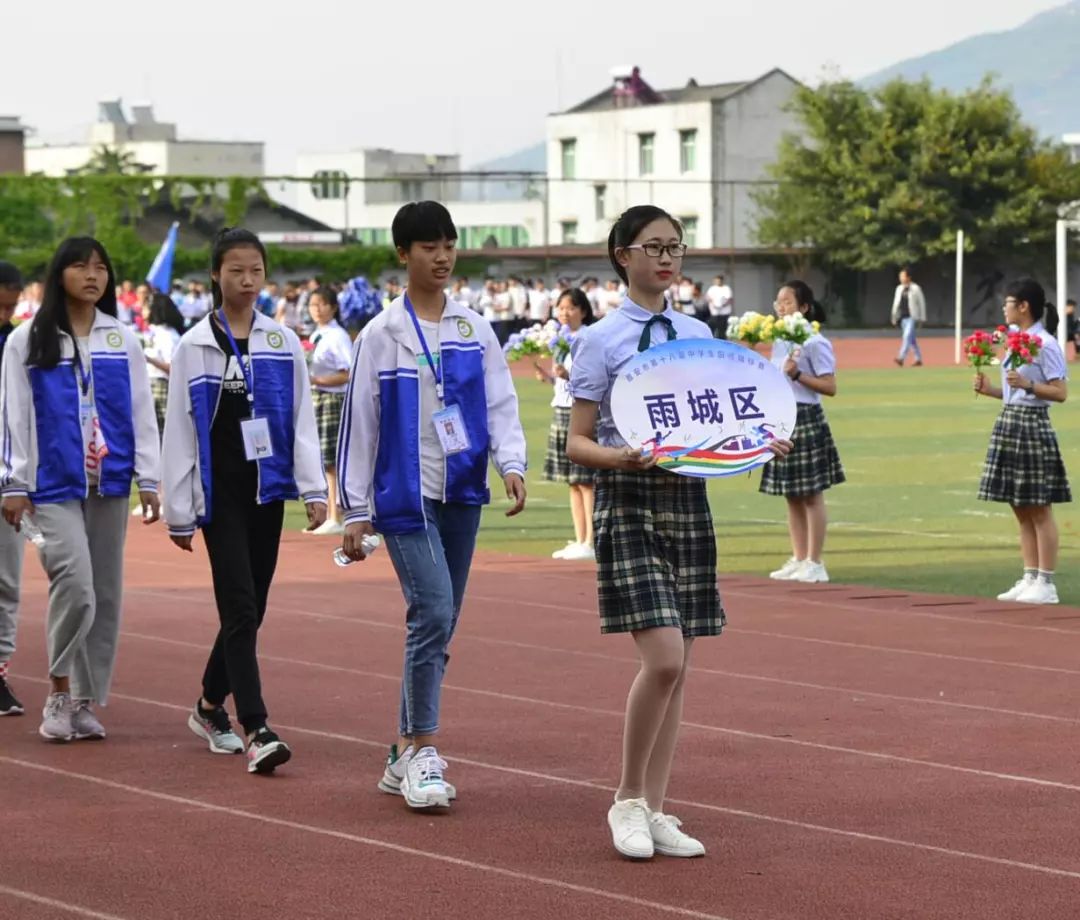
[568,205,790,860]
[535,287,597,560]
[162,228,327,774]
[338,201,527,810]
[0,237,161,742]
[973,279,1069,604]
[761,280,844,584]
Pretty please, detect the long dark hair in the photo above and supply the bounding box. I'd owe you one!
[781,279,827,325]
[149,293,185,335]
[1006,277,1058,336]
[28,237,117,369]
[311,285,339,320]
[210,227,268,309]
[607,205,683,285]
[555,287,596,326]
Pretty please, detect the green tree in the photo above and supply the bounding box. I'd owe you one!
[72,145,153,177]
[754,78,1080,275]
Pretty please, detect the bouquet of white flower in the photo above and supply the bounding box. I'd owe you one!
[503,319,560,362]
[726,311,776,345]
[770,312,819,349]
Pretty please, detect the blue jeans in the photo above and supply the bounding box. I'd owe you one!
[898,316,922,363]
[384,499,482,737]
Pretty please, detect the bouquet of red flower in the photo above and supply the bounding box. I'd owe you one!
[963,329,999,369]
[1001,327,1042,369]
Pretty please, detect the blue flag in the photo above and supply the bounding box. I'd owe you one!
[146,222,179,293]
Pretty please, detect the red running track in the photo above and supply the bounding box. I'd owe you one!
[4,531,1080,919]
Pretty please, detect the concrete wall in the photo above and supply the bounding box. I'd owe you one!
[25,140,262,177]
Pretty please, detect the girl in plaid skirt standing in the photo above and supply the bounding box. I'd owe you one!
[974,278,1070,605]
[143,293,184,437]
[306,286,353,536]
[762,281,844,584]
[568,205,791,860]
[536,287,596,561]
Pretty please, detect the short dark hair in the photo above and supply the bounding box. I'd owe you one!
[1067,299,1077,308]
[311,285,339,317]
[391,201,458,250]
[0,261,22,289]
[607,205,683,284]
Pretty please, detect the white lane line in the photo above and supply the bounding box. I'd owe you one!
[0,757,734,920]
[121,594,1080,726]
[0,885,132,920]
[9,685,1080,884]
[51,628,1080,794]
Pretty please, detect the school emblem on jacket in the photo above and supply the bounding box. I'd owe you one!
[455,318,474,339]
[266,331,284,349]
[106,331,123,349]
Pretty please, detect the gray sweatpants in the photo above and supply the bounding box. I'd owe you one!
[0,518,25,664]
[35,496,128,705]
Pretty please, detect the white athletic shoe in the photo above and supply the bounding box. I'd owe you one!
[400,745,450,809]
[378,744,457,800]
[1015,580,1059,606]
[648,812,705,857]
[769,557,803,580]
[794,560,830,584]
[39,692,75,743]
[607,797,654,859]
[997,575,1036,602]
[306,519,344,536]
[551,541,577,559]
[561,542,596,562]
[71,701,106,741]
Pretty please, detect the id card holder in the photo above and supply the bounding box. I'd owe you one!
[240,416,274,461]
[79,392,93,429]
[432,404,470,455]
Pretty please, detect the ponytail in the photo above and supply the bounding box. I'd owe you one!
[210,227,268,310]
[781,279,826,325]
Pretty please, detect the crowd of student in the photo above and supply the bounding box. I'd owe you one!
[0,198,1068,862]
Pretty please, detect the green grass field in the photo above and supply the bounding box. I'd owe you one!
[287,365,1079,602]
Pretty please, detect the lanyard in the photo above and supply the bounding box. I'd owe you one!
[403,294,443,400]
[72,339,92,398]
[217,310,255,408]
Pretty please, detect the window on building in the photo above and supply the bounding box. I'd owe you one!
[561,221,578,245]
[457,225,530,249]
[400,179,423,200]
[679,129,697,173]
[560,139,577,179]
[638,133,655,176]
[312,169,347,200]
[680,217,698,248]
[594,184,607,221]
[355,228,391,246]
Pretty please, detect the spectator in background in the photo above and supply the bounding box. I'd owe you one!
[478,278,497,324]
[15,281,42,322]
[706,274,733,339]
[180,281,211,327]
[115,285,134,326]
[493,280,514,344]
[584,277,603,316]
[891,267,926,367]
[143,293,185,436]
[528,278,552,325]
[691,282,709,321]
[256,281,279,317]
[297,277,320,336]
[134,283,153,333]
[1065,299,1079,360]
[383,277,403,308]
[275,281,303,334]
[677,275,694,315]
[508,276,529,331]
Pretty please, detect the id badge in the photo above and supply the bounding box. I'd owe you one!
[80,393,93,428]
[240,417,274,461]
[432,404,470,455]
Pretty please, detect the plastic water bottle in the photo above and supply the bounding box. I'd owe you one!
[332,534,382,567]
[20,513,45,549]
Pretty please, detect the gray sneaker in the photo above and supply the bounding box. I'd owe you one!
[39,692,75,743]
[72,700,106,740]
[188,702,244,754]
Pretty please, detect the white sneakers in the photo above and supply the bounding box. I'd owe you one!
[769,558,829,583]
[378,744,457,801]
[998,574,1059,605]
[400,745,451,809]
[607,797,705,859]
[305,520,344,536]
[553,541,595,561]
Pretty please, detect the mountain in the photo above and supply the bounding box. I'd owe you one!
[469,142,546,173]
[863,1,1080,139]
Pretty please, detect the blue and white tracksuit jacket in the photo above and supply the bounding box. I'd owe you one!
[161,311,327,537]
[0,311,160,502]
[337,297,527,535]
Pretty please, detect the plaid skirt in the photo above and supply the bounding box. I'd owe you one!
[594,468,724,637]
[543,407,594,486]
[978,405,1071,505]
[150,377,169,437]
[760,402,845,497]
[312,389,345,468]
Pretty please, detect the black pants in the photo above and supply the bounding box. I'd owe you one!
[201,480,284,735]
[709,315,730,340]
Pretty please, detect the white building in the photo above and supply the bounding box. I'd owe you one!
[25,100,263,177]
[545,67,800,249]
[294,148,545,251]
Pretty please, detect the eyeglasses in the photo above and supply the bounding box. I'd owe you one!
[622,242,688,259]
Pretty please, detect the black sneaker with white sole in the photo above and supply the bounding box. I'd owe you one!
[246,727,291,774]
[0,677,24,716]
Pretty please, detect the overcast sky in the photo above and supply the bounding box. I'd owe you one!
[5,0,1066,172]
